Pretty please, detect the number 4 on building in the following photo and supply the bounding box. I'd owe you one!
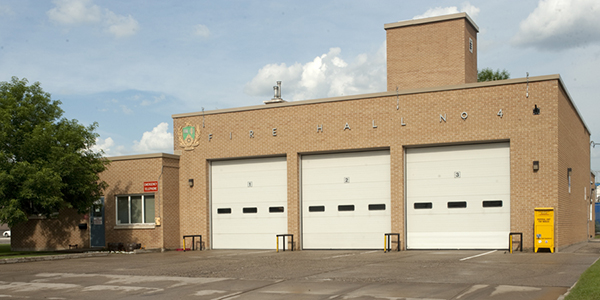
[497,109,503,118]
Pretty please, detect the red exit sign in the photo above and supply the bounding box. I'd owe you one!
[144,181,158,192]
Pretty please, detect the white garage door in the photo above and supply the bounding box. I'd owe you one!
[302,150,391,249]
[406,143,510,249]
[211,157,287,249]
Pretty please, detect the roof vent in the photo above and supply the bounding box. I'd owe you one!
[264,81,287,104]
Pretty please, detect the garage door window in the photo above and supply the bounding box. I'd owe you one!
[217,208,231,214]
[243,207,258,213]
[483,200,503,208]
[368,204,386,211]
[414,202,433,209]
[269,206,284,213]
[116,195,155,224]
[447,201,467,208]
[338,205,355,211]
[309,205,325,212]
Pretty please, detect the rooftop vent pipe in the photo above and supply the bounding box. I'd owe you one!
[264,81,287,104]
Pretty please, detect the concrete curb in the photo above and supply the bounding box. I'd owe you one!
[0,252,110,264]
[556,256,600,300]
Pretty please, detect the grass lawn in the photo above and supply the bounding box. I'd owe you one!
[0,244,68,259]
[565,258,600,300]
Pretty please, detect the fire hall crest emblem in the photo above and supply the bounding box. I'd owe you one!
[178,124,200,151]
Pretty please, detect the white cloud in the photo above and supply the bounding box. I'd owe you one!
[91,136,125,156]
[120,104,133,114]
[194,24,210,38]
[512,0,600,51]
[413,2,480,20]
[244,43,386,101]
[47,0,139,38]
[47,0,102,24]
[105,11,139,38]
[133,122,173,153]
[140,94,166,107]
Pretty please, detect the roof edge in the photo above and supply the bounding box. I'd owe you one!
[107,152,180,161]
[173,74,561,119]
[384,12,479,32]
[556,75,590,135]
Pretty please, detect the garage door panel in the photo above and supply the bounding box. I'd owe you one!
[212,157,287,249]
[303,188,390,201]
[406,143,510,249]
[302,150,391,249]
[408,232,508,249]
[409,214,510,232]
[212,175,286,189]
[302,232,383,249]
[213,233,282,249]
[213,189,287,203]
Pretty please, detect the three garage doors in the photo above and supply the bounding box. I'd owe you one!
[210,143,510,250]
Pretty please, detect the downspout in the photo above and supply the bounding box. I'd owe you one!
[157,165,164,250]
[589,141,597,240]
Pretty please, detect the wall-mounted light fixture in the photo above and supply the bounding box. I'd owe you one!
[188,179,194,187]
[533,161,539,172]
[533,105,540,115]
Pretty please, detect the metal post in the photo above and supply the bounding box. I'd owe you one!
[384,235,387,253]
[183,238,186,252]
[509,235,513,254]
[276,236,279,253]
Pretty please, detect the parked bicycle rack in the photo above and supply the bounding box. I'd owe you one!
[276,234,294,252]
[384,233,401,252]
[509,232,523,253]
[183,235,202,252]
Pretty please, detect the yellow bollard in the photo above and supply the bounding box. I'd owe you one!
[276,236,279,253]
[509,235,513,254]
[384,235,387,253]
[183,238,186,252]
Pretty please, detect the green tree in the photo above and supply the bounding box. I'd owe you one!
[0,77,108,227]
[478,68,510,82]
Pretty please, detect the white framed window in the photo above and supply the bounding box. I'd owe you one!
[116,194,155,224]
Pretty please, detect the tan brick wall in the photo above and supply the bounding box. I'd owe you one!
[464,23,478,84]
[386,17,477,91]
[161,158,181,249]
[11,209,89,251]
[99,154,180,250]
[173,77,588,251]
[557,85,592,248]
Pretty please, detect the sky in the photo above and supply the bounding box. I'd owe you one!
[1,0,600,174]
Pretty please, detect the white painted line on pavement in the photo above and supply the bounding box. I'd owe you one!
[325,250,379,259]
[222,250,271,257]
[459,250,497,261]
[328,254,354,259]
[212,291,243,300]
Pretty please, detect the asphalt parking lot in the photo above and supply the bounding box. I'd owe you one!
[1,241,599,300]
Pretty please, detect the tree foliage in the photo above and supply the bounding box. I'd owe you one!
[478,68,510,82]
[0,77,108,227]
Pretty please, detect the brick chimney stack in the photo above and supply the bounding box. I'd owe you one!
[385,13,479,91]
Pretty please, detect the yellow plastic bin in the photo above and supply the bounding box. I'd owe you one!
[534,207,554,253]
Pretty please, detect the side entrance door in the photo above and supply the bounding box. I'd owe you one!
[90,197,105,247]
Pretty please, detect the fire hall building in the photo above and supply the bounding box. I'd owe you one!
[12,13,595,252]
